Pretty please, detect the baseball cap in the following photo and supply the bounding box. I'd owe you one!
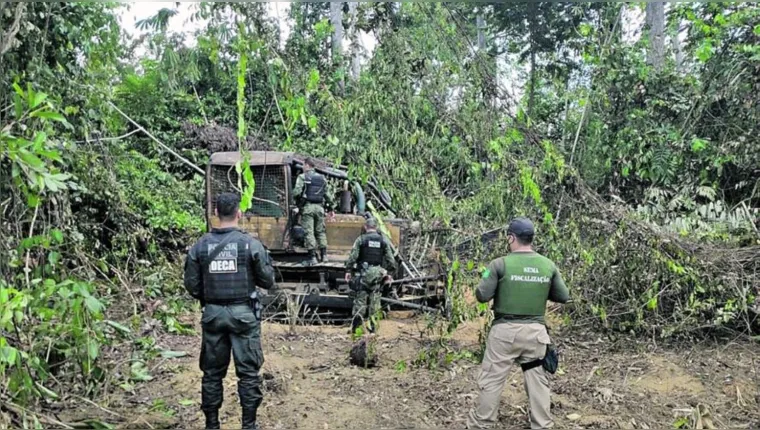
[507,217,535,237]
[365,217,378,228]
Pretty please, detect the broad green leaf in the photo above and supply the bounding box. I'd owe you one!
[0,346,18,365]
[38,149,63,163]
[85,295,104,314]
[30,92,48,109]
[31,111,67,123]
[50,229,64,244]
[307,69,320,92]
[18,151,45,170]
[696,39,714,62]
[48,251,61,266]
[82,419,114,430]
[647,296,658,310]
[33,131,47,148]
[13,93,23,119]
[44,174,68,193]
[178,399,195,407]
[35,382,59,400]
[87,339,99,360]
[160,350,188,359]
[12,82,24,97]
[130,361,154,382]
[105,320,132,335]
[691,138,708,152]
[27,194,40,208]
[1,309,12,326]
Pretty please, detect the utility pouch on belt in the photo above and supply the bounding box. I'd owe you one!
[249,291,262,321]
[349,274,361,292]
[521,344,559,374]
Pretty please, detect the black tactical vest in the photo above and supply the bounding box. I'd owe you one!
[199,230,253,304]
[304,171,326,204]
[358,232,385,266]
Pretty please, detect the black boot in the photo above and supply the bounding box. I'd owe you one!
[319,247,327,262]
[350,315,362,335]
[302,250,318,266]
[242,408,258,430]
[204,410,220,429]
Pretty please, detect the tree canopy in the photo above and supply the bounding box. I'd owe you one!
[0,1,758,417]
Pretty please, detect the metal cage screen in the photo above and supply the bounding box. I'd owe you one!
[209,165,287,218]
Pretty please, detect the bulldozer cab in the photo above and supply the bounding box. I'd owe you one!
[205,151,405,260]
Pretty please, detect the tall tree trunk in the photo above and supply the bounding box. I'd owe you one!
[348,2,360,82]
[528,49,536,117]
[476,12,485,51]
[330,1,344,93]
[0,2,26,56]
[526,3,538,117]
[645,1,665,71]
[672,22,683,73]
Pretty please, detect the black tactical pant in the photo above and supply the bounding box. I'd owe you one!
[200,304,264,413]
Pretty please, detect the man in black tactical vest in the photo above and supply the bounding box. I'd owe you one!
[292,157,335,265]
[184,193,279,430]
[344,217,397,334]
[467,217,570,429]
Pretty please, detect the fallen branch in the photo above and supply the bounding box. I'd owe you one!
[1,399,74,429]
[106,101,205,175]
[380,297,438,313]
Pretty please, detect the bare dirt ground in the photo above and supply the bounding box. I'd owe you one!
[62,312,760,429]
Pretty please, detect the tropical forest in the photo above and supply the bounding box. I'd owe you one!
[0,2,758,429]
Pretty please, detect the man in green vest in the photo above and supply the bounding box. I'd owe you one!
[467,217,570,429]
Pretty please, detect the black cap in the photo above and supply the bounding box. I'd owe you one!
[507,217,535,237]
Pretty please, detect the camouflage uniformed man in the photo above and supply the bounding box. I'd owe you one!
[292,157,335,265]
[344,217,397,334]
[184,192,280,430]
[467,217,570,429]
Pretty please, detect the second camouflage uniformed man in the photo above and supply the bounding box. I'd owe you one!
[292,157,335,265]
[344,217,397,334]
[184,192,280,430]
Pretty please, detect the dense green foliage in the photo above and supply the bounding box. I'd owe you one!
[1,1,758,414]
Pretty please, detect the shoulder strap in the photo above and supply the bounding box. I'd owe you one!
[204,232,238,270]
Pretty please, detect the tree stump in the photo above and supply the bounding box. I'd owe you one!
[349,334,378,368]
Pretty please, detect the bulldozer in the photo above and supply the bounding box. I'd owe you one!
[205,151,446,322]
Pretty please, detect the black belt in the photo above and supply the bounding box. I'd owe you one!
[204,298,249,305]
[520,359,543,372]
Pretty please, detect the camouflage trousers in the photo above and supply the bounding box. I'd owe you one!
[300,203,327,251]
[351,266,386,333]
[200,304,264,413]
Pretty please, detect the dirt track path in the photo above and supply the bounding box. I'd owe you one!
[64,314,760,429]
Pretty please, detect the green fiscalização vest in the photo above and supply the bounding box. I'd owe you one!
[493,253,560,325]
